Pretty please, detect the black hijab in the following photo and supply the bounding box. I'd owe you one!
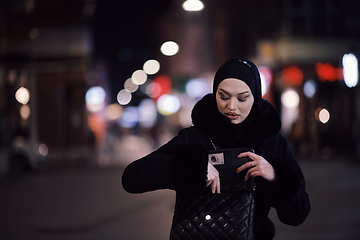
[213,57,262,115]
[191,57,281,151]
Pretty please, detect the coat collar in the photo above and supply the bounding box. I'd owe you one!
[191,94,281,149]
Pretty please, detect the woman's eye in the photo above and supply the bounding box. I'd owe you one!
[238,95,250,102]
[219,94,229,100]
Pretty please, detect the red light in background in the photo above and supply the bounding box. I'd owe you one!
[315,63,343,82]
[150,75,172,101]
[282,66,303,86]
[88,113,107,145]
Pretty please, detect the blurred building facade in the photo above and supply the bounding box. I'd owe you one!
[1,0,360,177]
[0,0,96,176]
[152,0,360,159]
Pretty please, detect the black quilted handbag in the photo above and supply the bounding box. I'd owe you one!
[170,147,255,240]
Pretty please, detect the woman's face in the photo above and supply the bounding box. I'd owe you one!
[216,78,254,124]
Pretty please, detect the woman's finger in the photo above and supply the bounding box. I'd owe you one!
[211,179,218,193]
[244,165,257,181]
[216,178,221,193]
[236,160,254,173]
[207,162,221,193]
[237,151,257,160]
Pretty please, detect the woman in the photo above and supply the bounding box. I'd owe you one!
[122,57,311,239]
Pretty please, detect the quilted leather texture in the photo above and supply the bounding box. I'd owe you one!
[170,193,255,240]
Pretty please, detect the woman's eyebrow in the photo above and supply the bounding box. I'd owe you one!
[219,88,250,95]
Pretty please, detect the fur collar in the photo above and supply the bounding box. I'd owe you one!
[191,94,281,151]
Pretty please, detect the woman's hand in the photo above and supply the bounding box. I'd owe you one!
[235,152,276,182]
[207,161,221,193]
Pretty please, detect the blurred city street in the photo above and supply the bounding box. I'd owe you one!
[1,0,360,240]
[1,155,360,240]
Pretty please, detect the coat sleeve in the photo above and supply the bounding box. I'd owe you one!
[122,128,209,194]
[257,134,311,226]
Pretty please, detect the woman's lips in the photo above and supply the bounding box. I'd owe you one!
[225,112,240,120]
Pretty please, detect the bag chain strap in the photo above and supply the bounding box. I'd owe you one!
[209,138,218,150]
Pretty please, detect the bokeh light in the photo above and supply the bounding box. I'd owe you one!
[147,75,172,100]
[281,89,300,136]
[185,78,209,98]
[8,69,17,84]
[182,0,204,11]
[178,107,193,128]
[143,59,160,75]
[85,86,105,105]
[342,53,359,88]
[319,108,330,124]
[33,142,49,157]
[160,41,179,56]
[86,102,105,113]
[20,105,31,120]
[131,70,147,85]
[117,89,132,105]
[282,66,303,86]
[157,94,180,116]
[38,143,49,157]
[104,103,123,121]
[139,99,157,128]
[124,78,139,93]
[315,63,341,82]
[281,89,300,108]
[259,67,272,96]
[146,82,161,98]
[85,86,106,112]
[303,79,317,98]
[118,107,138,128]
[15,87,30,105]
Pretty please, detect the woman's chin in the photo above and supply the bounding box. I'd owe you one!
[230,118,243,124]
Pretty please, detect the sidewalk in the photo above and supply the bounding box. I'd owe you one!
[0,158,359,240]
[271,159,360,240]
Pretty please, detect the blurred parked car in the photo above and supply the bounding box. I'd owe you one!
[9,136,49,175]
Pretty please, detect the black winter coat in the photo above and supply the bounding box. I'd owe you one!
[122,94,311,240]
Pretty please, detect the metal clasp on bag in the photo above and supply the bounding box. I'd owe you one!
[208,152,224,165]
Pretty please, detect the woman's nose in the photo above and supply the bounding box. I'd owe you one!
[227,98,236,110]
